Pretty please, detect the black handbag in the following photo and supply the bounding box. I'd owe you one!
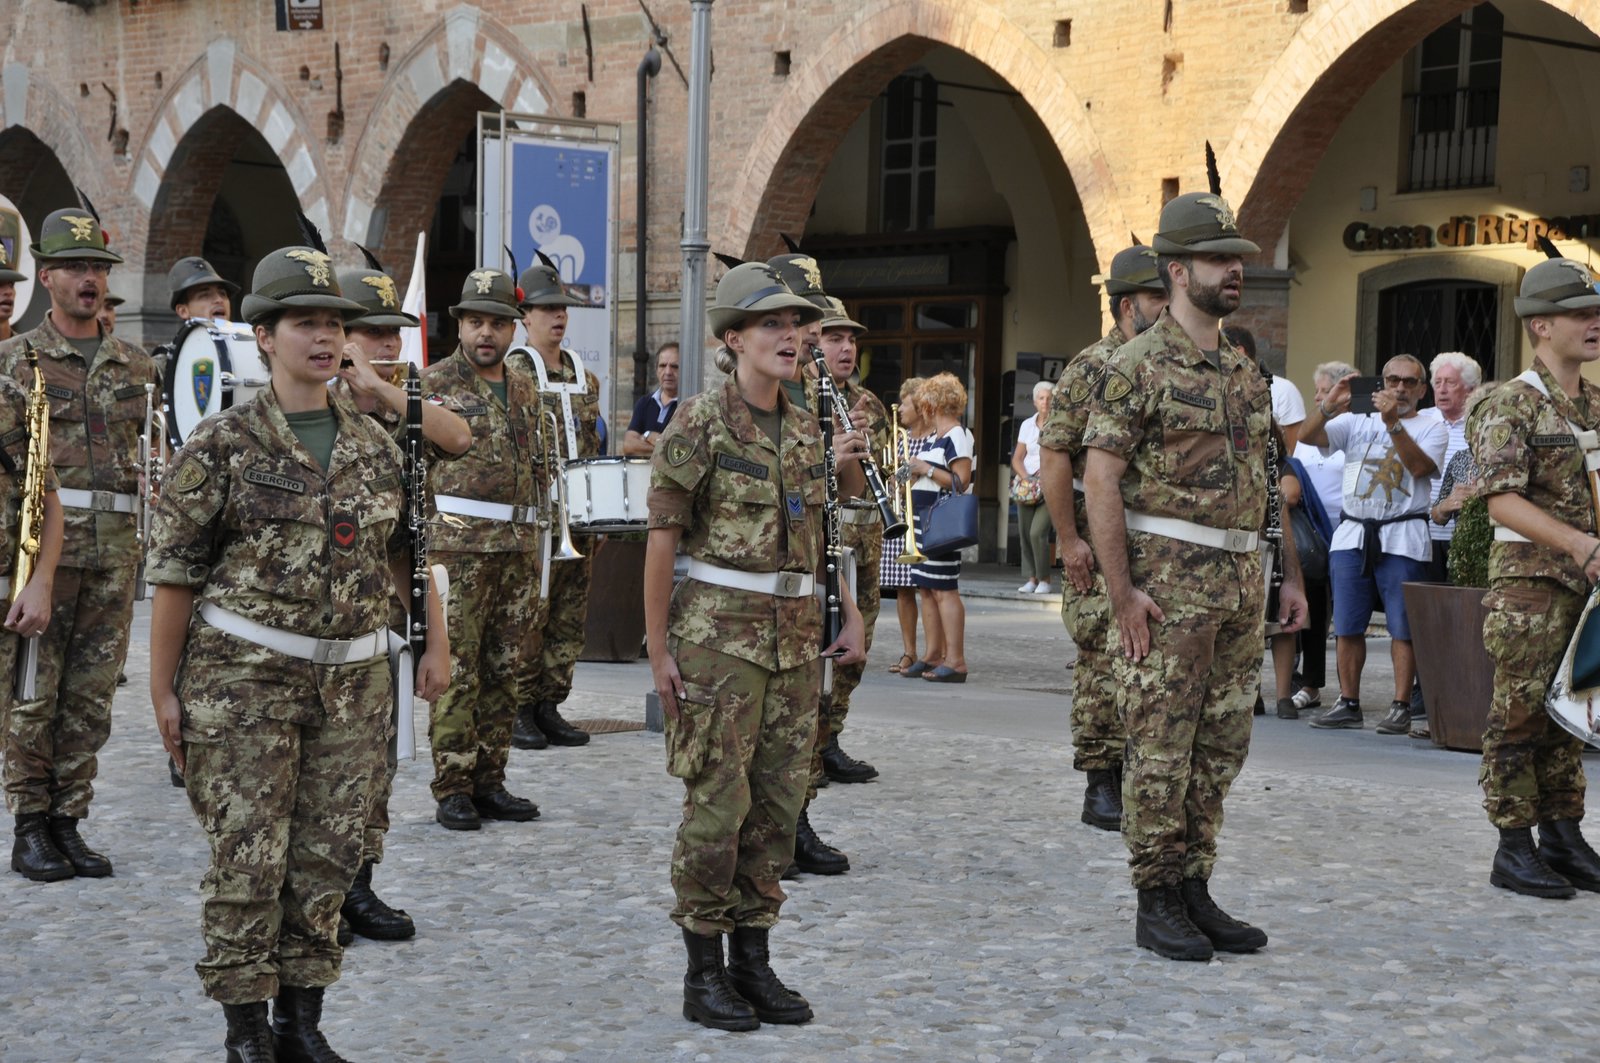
[1288,505,1328,582]
[919,473,980,556]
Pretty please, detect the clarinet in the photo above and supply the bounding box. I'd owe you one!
[1260,364,1285,633]
[808,346,907,537]
[814,357,844,695]
[404,363,428,659]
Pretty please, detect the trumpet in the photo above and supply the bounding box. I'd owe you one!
[134,381,166,602]
[538,407,581,599]
[888,404,927,565]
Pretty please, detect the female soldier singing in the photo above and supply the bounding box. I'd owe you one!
[147,247,449,1063]
[645,262,867,1032]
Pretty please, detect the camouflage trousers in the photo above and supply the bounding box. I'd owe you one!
[179,633,389,1004]
[1117,579,1262,889]
[1062,572,1122,772]
[524,546,594,706]
[361,749,398,864]
[667,637,819,936]
[429,550,545,800]
[1480,579,1586,829]
[809,520,882,800]
[3,562,134,817]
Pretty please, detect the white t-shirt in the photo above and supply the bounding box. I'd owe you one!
[1016,415,1043,476]
[1292,440,1345,532]
[1271,376,1306,428]
[1322,412,1449,561]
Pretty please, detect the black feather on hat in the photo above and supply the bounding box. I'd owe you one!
[1205,141,1222,197]
[296,210,328,255]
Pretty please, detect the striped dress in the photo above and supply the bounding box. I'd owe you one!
[910,427,973,590]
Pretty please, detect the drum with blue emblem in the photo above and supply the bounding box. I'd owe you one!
[160,318,271,447]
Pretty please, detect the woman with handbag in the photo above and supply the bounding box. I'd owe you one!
[903,372,974,683]
[1010,380,1053,594]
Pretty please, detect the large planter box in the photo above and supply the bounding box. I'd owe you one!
[1402,581,1493,753]
[579,537,648,663]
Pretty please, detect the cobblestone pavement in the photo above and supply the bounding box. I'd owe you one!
[2,598,1599,1061]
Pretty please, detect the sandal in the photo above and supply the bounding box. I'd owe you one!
[924,665,968,683]
[889,653,915,675]
[902,660,936,679]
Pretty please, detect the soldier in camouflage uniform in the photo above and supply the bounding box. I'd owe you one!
[169,256,238,323]
[331,265,470,940]
[1468,257,1600,899]
[1040,244,1167,833]
[0,209,160,880]
[0,242,25,342]
[424,268,548,830]
[646,262,867,1031]
[147,247,449,1061]
[1083,192,1306,961]
[509,258,599,751]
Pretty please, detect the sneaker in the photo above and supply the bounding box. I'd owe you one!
[1017,580,1038,593]
[1310,697,1363,729]
[1376,701,1413,735]
[1291,689,1321,711]
[1033,582,1053,594]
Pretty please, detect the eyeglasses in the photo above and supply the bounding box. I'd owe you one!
[1383,375,1421,387]
[51,261,112,277]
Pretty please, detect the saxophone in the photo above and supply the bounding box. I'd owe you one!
[13,346,48,701]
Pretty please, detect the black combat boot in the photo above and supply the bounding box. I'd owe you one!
[1490,826,1575,898]
[341,860,416,940]
[1179,877,1268,952]
[726,926,813,1024]
[534,700,591,746]
[1135,886,1214,961]
[820,736,878,783]
[46,816,112,877]
[793,805,849,875]
[11,813,74,882]
[222,1001,276,1063]
[471,787,540,821]
[271,985,348,1063]
[434,793,481,831]
[1080,769,1122,832]
[1538,819,1600,892]
[510,705,548,750]
[681,928,759,1031]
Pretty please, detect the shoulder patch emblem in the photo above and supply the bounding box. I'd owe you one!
[172,459,208,493]
[665,435,696,467]
[1488,424,1512,453]
[1101,370,1134,404]
[1069,380,1091,405]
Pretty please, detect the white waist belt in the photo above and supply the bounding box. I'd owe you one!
[1072,478,1085,493]
[1492,525,1532,543]
[434,494,542,524]
[1124,511,1259,553]
[686,559,815,598]
[58,488,136,514]
[840,507,879,526]
[199,602,388,665]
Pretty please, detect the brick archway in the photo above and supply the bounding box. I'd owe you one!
[341,6,555,270]
[723,0,1123,265]
[131,40,328,242]
[1222,0,1600,249]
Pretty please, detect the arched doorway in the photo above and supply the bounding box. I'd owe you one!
[366,81,499,359]
[144,105,302,340]
[0,127,78,333]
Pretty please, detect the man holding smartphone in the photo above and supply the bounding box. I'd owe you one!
[1298,355,1448,735]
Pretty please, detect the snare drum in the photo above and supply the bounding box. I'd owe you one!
[563,457,651,533]
[162,319,271,447]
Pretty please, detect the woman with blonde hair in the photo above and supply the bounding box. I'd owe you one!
[882,376,929,673]
[902,372,973,682]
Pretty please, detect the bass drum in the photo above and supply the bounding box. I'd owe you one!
[563,456,652,533]
[161,319,271,448]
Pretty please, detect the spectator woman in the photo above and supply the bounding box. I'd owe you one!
[903,372,974,683]
[1010,380,1053,594]
[882,377,929,673]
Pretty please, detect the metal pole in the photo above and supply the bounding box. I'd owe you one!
[678,0,713,397]
[635,47,660,400]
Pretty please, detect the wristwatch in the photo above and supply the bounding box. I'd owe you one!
[1387,422,1404,436]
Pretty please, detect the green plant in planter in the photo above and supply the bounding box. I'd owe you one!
[1448,494,1491,588]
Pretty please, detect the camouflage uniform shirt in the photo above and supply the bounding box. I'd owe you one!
[421,351,543,554]
[147,386,406,725]
[1471,361,1600,597]
[1041,329,1122,538]
[1083,312,1272,597]
[517,348,601,460]
[648,377,826,671]
[0,315,159,569]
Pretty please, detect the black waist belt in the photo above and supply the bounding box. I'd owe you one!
[1339,511,1426,577]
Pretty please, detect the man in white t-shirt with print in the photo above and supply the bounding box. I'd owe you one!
[1298,354,1448,736]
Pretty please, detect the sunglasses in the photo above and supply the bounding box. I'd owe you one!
[1383,375,1421,387]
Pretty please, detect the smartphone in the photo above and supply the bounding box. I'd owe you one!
[1347,376,1383,415]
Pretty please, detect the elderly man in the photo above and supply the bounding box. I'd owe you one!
[1425,352,1483,576]
[1298,355,1448,736]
